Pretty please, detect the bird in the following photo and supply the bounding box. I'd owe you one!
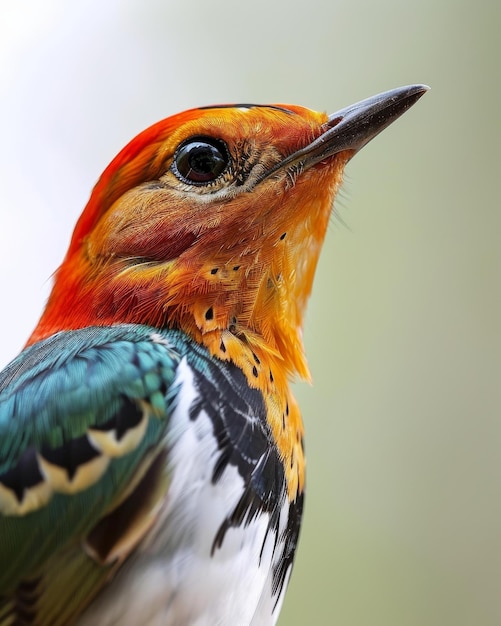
[0,84,427,625]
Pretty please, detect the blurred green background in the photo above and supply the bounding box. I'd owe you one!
[0,1,499,624]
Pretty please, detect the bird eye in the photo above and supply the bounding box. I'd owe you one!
[173,136,229,184]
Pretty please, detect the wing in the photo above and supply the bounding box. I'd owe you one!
[0,324,180,625]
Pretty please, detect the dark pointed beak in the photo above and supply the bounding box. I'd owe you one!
[315,83,429,159]
[261,85,429,181]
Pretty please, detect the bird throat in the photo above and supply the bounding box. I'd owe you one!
[162,225,328,500]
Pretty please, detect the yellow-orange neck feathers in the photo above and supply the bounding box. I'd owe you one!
[27,104,347,499]
[29,105,345,385]
[26,86,428,497]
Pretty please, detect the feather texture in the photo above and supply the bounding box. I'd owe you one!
[0,325,301,625]
[1,88,427,623]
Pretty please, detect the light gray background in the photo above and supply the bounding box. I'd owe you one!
[0,1,499,624]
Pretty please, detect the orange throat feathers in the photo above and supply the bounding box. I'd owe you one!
[30,105,346,386]
[28,104,349,500]
[26,87,429,499]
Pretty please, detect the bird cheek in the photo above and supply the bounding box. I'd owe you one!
[117,227,198,264]
[88,198,200,264]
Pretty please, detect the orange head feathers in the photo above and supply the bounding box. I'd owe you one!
[29,86,428,388]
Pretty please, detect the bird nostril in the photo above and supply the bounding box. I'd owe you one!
[324,115,343,130]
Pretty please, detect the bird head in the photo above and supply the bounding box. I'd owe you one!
[29,86,427,386]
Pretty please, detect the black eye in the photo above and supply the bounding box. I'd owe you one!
[173,136,229,184]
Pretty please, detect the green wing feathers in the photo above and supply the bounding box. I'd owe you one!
[0,325,180,624]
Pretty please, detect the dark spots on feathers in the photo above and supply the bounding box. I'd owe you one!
[0,448,43,503]
[0,396,145,505]
[158,379,169,398]
[8,577,42,625]
[16,579,40,597]
[92,396,143,441]
[41,435,100,481]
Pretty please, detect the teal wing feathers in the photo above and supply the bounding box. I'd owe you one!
[0,325,180,624]
[0,324,303,625]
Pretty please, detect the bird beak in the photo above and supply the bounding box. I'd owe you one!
[260,84,429,181]
[320,83,429,155]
